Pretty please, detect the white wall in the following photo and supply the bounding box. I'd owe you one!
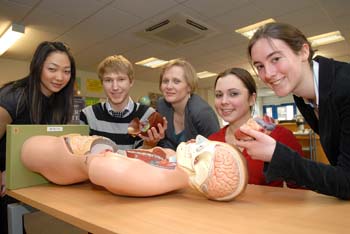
[262,95,294,105]
[0,58,29,85]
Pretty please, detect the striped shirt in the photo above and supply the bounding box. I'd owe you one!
[80,101,154,150]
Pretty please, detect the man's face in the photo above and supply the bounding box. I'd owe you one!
[101,72,133,111]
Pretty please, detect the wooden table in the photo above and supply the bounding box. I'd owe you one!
[7,183,350,234]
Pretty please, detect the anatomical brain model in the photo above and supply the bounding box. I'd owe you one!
[176,135,248,201]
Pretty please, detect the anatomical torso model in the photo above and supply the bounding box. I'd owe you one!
[21,134,248,201]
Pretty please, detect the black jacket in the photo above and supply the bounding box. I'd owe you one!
[266,56,350,199]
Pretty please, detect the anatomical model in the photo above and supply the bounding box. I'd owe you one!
[234,115,276,141]
[21,134,248,201]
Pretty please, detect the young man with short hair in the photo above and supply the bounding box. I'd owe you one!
[80,55,165,149]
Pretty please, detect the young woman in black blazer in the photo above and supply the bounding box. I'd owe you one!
[236,22,350,199]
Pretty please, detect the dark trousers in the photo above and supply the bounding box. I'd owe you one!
[1,195,25,234]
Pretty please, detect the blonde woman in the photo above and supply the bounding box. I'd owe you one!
[157,59,220,150]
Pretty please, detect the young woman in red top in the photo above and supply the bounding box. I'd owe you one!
[208,67,304,187]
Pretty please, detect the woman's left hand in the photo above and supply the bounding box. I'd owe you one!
[234,125,276,162]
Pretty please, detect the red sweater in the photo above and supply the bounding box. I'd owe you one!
[208,125,304,187]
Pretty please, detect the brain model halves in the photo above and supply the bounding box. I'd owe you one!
[21,134,248,202]
[234,115,276,141]
[127,112,164,136]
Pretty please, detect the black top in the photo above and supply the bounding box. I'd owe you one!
[265,56,350,199]
[0,84,52,171]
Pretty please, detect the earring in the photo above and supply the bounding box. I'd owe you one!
[251,105,255,117]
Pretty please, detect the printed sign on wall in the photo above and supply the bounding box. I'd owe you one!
[86,78,103,93]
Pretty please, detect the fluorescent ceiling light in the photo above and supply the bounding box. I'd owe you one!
[308,31,345,47]
[135,57,169,68]
[0,23,25,56]
[197,71,217,79]
[235,18,275,39]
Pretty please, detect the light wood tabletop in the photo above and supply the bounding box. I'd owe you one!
[7,183,350,234]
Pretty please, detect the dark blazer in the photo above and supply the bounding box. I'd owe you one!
[157,94,220,150]
[266,56,350,199]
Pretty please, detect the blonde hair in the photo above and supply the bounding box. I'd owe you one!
[97,55,134,81]
[159,59,198,93]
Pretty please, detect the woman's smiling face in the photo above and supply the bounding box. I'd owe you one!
[214,74,254,125]
[40,51,71,97]
[251,37,307,97]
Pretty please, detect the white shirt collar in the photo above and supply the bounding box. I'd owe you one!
[312,60,320,106]
[105,97,134,117]
[304,60,319,108]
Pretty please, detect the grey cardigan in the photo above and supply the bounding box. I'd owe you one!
[157,94,220,150]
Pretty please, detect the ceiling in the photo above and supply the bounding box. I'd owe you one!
[1,0,350,96]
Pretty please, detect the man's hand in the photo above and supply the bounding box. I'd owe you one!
[142,117,168,148]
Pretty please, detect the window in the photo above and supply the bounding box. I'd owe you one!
[263,103,296,120]
[265,106,273,119]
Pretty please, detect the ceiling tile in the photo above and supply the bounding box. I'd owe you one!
[317,0,350,17]
[110,0,178,19]
[23,7,80,35]
[57,7,142,52]
[181,0,252,18]
[6,0,40,7]
[252,0,315,17]
[214,3,265,29]
[37,0,112,19]
[277,5,330,30]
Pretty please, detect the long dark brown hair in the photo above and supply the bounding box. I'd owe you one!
[248,22,315,66]
[2,41,76,123]
[214,67,257,111]
[215,67,257,96]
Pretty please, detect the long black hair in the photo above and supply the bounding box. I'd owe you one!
[3,41,76,124]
